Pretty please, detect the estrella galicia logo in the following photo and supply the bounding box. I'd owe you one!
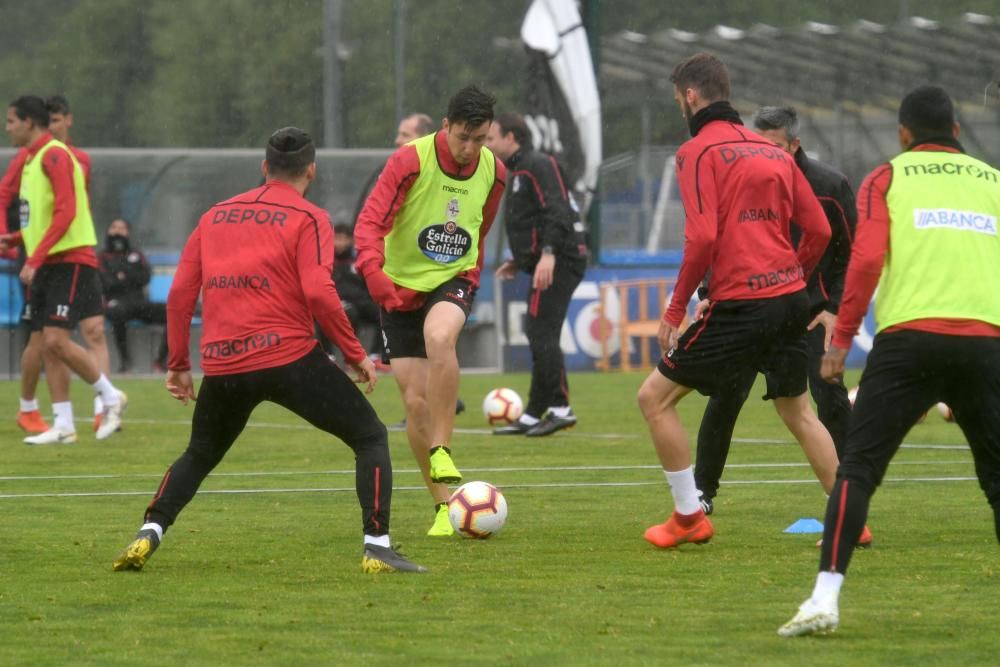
[418,221,472,264]
[19,199,29,229]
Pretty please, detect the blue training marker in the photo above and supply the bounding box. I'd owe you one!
[784,518,824,534]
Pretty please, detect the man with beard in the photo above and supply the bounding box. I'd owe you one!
[635,53,833,549]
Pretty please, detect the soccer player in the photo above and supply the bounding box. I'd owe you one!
[112,127,425,574]
[693,106,857,515]
[354,85,506,536]
[636,54,833,549]
[487,111,587,436]
[779,85,1000,637]
[1,95,126,444]
[0,95,111,433]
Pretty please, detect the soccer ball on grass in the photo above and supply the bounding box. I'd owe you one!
[482,388,523,425]
[447,481,508,539]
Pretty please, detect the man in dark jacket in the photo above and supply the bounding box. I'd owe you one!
[331,223,381,359]
[99,217,167,372]
[693,106,857,515]
[487,112,588,437]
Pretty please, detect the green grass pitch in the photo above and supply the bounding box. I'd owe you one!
[0,369,995,666]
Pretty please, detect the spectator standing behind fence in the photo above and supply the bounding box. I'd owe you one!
[99,217,167,372]
[486,112,587,437]
[317,222,385,367]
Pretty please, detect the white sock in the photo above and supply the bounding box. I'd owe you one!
[364,534,390,548]
[141,522,164,542]
[52,402,75,432]
[548,405,571,418]
[665,466,701,515]
[20,398,39,412]
[91,375,119,407]
[94,395,104,417]
[811,571,844,606]
[518,414,540,426]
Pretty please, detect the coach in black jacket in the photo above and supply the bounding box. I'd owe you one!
[487,112,588,437]
[693,106,857,513]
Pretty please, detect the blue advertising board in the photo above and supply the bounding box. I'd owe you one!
[498,266,876,372]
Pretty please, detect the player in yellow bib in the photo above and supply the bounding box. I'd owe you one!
[2,96,126,444]
[780,85,1000,637]
[355,86,507,536]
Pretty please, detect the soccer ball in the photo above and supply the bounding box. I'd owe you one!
[936,402,955,422]
[482,388,523,425]
[447,481,508,539]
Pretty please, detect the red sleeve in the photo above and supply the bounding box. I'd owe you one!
[0,150,27,216]
[832,164,892,349]
[27,146,78,268]
[166,225,204,371]
[461,158,507,288]
[353,145,421,278]
[666,146,716,327]
[791,167,831,278]
[70,147,91,193]
[297,212,366,365]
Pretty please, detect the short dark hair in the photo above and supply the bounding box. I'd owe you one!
[446,85,496,128]
[9,95,49,128]
[265,127,316,178]
[899,85,955,142]
[45,94,71,116]
[670,53,730,102]
[493,112,532,149]
[753,106,800,141]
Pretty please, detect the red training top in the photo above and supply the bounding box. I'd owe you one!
[354,130,507,311]
[1,134,96,268]
[833,143,1000,349]
[167,180,365,375]
[666,120,830,326]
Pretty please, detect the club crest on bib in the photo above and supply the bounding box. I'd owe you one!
[418,198,472,264]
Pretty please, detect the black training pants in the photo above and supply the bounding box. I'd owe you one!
[821,330,1000,575]
[144,346,392,536]
[523,260,584,419]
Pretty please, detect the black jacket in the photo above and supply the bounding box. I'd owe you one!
[99,243,151,302]
[503,148,587,273]
[791,148,857,315]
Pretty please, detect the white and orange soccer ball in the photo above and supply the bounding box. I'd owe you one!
[482,388,523,425]
[936,402,955,422]
[447,481,508,539]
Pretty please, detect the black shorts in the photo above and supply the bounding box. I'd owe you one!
[380,275,476,360]
[657,289,809,399]
[26,263,104,331]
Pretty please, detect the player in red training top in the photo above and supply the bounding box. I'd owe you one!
[4,94,113,435]
[2,95,126,444]
[635,53,833,549]
[354,85,506,537]
[112,128,426,574]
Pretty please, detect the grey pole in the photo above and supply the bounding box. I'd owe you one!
[393,0,406,123]
[322,0,344,147]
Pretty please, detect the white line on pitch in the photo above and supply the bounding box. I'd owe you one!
[0,475,981,499]
[0,459,972,482]
[76,416,970,450]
